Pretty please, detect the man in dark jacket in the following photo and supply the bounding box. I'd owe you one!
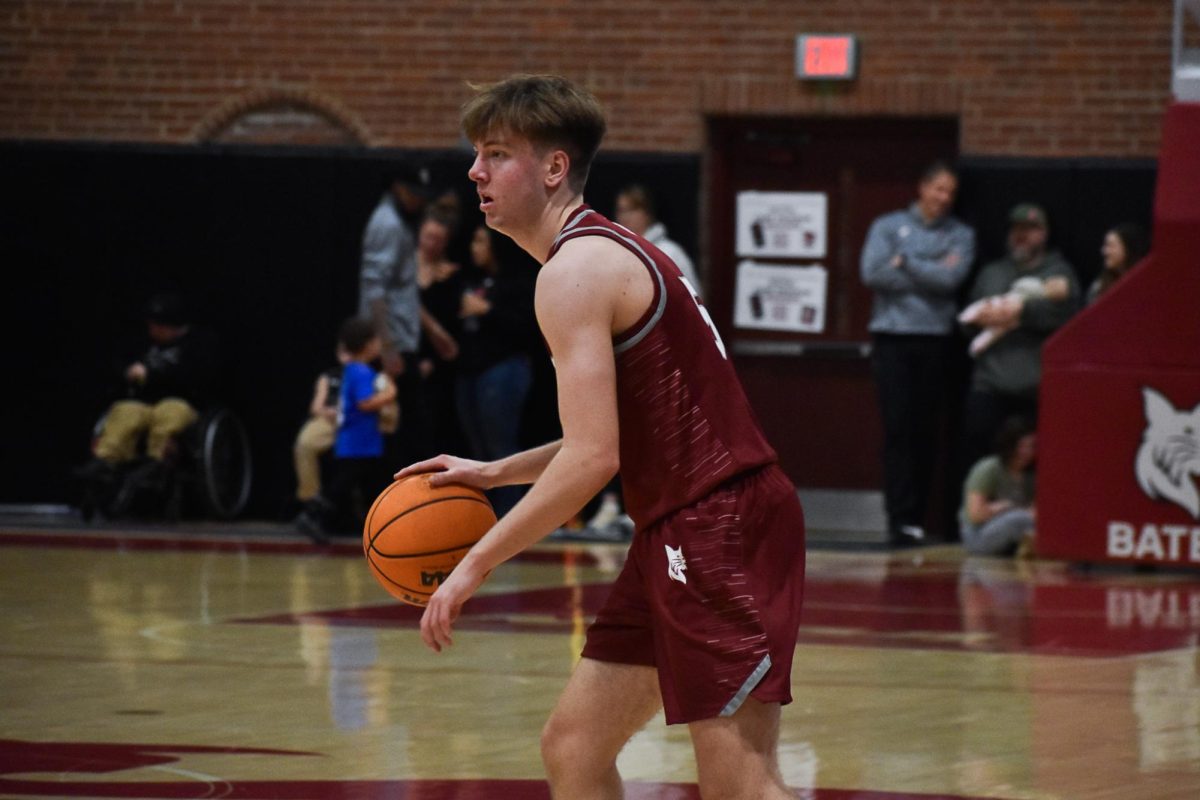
[77,293,220,488]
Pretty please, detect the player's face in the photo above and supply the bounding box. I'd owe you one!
[468,131,550,234]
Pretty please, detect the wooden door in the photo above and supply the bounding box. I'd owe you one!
[706,117,959,490]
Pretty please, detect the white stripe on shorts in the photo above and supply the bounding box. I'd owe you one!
[719,654,772,717]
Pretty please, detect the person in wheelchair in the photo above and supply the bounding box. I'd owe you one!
[76,293,221,510]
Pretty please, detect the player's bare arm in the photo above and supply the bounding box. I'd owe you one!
[394,440,564,491]
[417,237,648,652]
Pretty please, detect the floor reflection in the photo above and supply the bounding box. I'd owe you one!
[245,550,1200,658]
[4,529,1199,799]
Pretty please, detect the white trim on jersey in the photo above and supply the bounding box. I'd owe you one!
[554,223,668,355]
[556,208,592,241]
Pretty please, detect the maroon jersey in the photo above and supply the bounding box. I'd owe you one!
[548,206,778,527]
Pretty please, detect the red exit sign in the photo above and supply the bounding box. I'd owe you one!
[795,34,858,80]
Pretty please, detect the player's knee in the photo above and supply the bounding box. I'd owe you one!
[538,715,570,771]
[540,712,596,777]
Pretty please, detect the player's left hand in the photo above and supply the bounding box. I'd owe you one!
[420,557,487,653]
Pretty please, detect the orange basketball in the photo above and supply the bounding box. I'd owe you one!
[363,475,496,607]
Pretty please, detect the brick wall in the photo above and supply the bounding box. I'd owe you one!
[0,0,1174,157]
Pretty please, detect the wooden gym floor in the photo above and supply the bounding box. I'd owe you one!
[2,523,1199,799]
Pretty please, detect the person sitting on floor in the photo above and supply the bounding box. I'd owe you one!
[959,416,1039,557]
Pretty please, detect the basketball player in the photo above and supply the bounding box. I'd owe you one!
[395,74,806,799]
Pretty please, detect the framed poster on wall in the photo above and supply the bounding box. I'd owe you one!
[733,260,828,333]
[735,191,827,259]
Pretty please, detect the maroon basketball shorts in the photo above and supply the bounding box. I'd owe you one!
[582,464,806,724]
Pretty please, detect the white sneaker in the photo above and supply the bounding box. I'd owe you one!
[586,495,622,531]
[608,514,635,540]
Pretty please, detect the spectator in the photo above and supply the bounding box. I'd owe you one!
[292,348,396,509]
[959,416,1037,557]
[358,164,430,382]
[455,224,538,515]
[860,161,975,544]
[292,361,342,508]
[359,164,460,468]
[1087,222,1149,305]
[960,203,1078,473]
[599,183,702,542]
[615,184,701,296]
[959,275,1070,356]
[296,317,396,543]
[413,209,464,458]
[75,293,220,493]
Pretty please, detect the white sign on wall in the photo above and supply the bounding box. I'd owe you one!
[735,191,828,258]
[733,260,828,333]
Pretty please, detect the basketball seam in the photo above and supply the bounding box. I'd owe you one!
[366,494,493,551]
[368,541,481,560]
[365,547,433,599]
[364,479,407,553]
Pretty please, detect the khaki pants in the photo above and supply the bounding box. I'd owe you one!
[95,398,199,463]
[293,416,335,501]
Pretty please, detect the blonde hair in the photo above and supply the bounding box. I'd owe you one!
[462,74,606,193]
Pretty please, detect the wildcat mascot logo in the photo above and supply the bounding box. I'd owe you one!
[665,544,688,584]
[1135,387,1200,519]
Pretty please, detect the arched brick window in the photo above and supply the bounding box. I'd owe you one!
[193,89,372,146]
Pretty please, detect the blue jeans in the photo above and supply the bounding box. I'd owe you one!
[961,507,1035,556]
[455,355,532,516]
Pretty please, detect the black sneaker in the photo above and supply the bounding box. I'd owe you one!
[295,510,330,545]
[73,458,116,484]
[125,459,169,492]
[294,497,334,545]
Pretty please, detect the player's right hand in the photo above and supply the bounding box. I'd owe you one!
[394,454,493,490]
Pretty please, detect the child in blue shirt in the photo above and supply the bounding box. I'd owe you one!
[296,317,396,543]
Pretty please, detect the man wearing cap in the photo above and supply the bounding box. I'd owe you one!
[358,164,432,381]
[75,293,221,492]
[960,203,1078,473]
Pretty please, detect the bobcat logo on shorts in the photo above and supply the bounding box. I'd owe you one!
[665,544,688,584]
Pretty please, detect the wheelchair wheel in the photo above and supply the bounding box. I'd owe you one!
[198,408,252,519]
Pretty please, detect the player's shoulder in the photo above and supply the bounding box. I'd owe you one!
[537,236,643,325]
[543,234,641,286]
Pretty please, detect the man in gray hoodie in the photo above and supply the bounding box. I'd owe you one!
[861,161,975,544]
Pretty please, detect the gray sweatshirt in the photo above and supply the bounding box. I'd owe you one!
[860,204,976,335]
[965,250,1079,397]
[358,194,420,353]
